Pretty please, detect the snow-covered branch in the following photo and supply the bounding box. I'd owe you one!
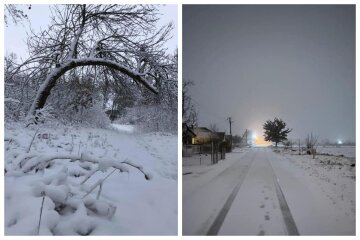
[66,5,86,60]
[9,4,176,123]
[5,97,20,103]
[19,153,152,180]
[27,57,158,118]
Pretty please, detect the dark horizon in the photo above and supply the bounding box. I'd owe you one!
[183,5,355,143]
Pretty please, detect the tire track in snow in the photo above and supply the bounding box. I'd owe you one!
[206,152,256,235]
[266,153,299,235]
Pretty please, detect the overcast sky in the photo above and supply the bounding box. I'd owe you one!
[5,4,177,60]
[183,5,355,143]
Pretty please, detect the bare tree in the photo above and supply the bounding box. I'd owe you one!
[5,4,30,26]
[209,123,219,132]
[182,79,198,127]
[305,133,319,159]
[7,4,174,123]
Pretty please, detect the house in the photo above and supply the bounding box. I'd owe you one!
[182,125,228,163]
[192,128,227,163]
[192,127,219,145]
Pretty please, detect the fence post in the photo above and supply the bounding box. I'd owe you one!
[211,141,214,165]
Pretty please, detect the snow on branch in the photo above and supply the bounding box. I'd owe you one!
[20,153,152,180]
[11,4,175,121]
[5,97,20,103]
[27,57,158,118]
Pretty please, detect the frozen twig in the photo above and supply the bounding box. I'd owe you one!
[20,153,151,181]
[96,182,103,200]
[27,127,40,153]
[80,166,100,185]
[82,168,117,199]
[37,194,45,235]
[121,160,152,180]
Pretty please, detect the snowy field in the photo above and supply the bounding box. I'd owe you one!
[5,122,177,235]
[316,146,355,158]
[274,147,355,235]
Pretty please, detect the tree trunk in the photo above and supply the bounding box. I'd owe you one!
[27,58,158,120]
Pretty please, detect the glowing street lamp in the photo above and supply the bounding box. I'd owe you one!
[337,140,342,145]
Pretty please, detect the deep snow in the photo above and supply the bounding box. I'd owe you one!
[5,122,177,235]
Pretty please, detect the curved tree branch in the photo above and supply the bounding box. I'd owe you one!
[27,57,157,118]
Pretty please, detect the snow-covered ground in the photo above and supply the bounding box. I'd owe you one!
[275,147,355,235]
[110,124,136,134]
[5,122,177,235]
[183,147,355,235]
[316,145,355,158]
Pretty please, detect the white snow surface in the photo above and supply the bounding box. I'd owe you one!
[111,124,135,133]
[316,145,355,158]
[183,147,355,235]
[5,122,177,235]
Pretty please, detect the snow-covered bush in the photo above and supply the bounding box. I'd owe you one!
[63,101,110,128]
[5,129,152,235]
[5,54,40,121]
[25,104,55,126]
[46,75,110,128]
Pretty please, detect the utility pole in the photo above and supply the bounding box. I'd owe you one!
[245,129,248,146]
[227,117,233,136]
[227,117,234,151]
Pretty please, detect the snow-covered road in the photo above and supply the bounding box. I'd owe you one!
[183,147,355,236]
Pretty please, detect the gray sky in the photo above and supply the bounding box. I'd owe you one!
[5,4,177,60]
[183,5,355,143]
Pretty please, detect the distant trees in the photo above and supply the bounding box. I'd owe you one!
[263,117,292,147]
[283,140,294,150]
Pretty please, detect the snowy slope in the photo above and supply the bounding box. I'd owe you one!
[5,122,177,235]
